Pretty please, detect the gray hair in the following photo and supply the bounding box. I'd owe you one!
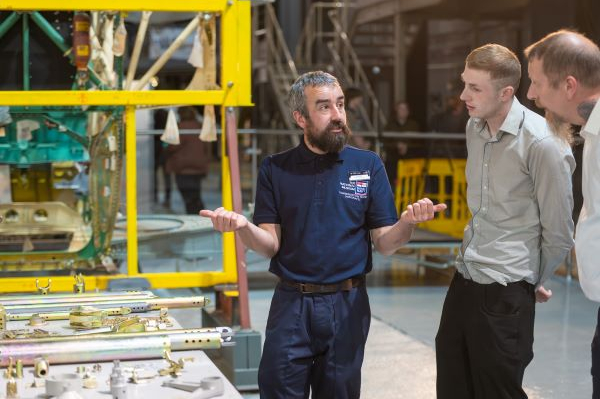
[288,71,340,119]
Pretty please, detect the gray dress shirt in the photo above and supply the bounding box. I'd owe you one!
[456,97,575,286]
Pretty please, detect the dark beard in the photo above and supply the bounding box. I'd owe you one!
[305,119,352,153]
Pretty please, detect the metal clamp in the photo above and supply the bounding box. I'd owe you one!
[35,278,52,295]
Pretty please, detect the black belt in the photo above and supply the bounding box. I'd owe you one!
[280,276,365,294]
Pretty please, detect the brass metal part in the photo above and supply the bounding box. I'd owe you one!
[28,314,47,326]
[82,374,98,389]
[4,357,14,378]
[15,360,23,379]
[0,305,6,331]
[2,328,55,339]
[73,273,86,294]
[35,278,51,295]
[159,307,168,321]
[159,350,194,377]
[30,378,45,388]
[6,377,17,398]
[114,317,145,333]
[129,369,157,384]
[34,357,49,378]
[69,306,106,329]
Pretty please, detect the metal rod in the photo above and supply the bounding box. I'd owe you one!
[0,290,155,305]
[0,12,20,41]
[0,328,230,366]
[125,11,151,90]
[133,15,200,90]
[225,107,251,329]
[7,307,131,321]
[22,13,30,91]
[0,294,152,307]
[4,296,208,314]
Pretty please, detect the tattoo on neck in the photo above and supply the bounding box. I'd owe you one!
[578,100,597,122]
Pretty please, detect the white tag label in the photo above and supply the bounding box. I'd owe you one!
[349,174,370,181]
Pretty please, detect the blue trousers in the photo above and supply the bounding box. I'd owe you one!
[593,306,600,399]
[258,282,371,399]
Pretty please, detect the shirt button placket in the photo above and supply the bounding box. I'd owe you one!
[482,142,491,215]
[315,158,324,201]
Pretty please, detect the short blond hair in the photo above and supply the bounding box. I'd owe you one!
[466,44,521,91]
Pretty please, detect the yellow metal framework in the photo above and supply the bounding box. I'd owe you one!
[0,0,252,293]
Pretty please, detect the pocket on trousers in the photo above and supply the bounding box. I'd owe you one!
[480,284,523,357]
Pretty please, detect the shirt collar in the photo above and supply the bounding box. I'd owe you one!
[471,97,524,139]
[582,100,600,137]
[497,97,524,137]
[295,135,345,164]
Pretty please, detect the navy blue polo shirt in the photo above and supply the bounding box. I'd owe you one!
[253,139,398,284]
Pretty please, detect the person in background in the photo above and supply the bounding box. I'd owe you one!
[345,86,372,150]
[524,29,600,399]
[384,100,421,187]
[429,95,469,158]
[165,107,211,214]
[153,108,172,208]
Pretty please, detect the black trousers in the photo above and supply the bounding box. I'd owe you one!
[593,306,600,399]
[436,272,536,399]
[174,174,205,215]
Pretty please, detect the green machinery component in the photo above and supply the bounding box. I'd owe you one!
[0,11,124,272]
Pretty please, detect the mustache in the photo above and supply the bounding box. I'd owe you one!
[327,120,348,131]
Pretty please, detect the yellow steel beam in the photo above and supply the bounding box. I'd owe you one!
[0,271,237,293]
[125,106,139,276]
[220,106,237,281]
[0,0,228,12]
[221,0,252,106]
[0,90,226,106]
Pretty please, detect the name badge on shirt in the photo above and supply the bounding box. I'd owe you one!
[349,171,370,181]
[348,171,370,197]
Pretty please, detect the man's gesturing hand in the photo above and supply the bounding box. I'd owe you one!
[199,207,248,232]
[400,198,447,225]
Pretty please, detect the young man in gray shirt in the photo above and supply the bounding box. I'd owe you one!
[435,44,575,399]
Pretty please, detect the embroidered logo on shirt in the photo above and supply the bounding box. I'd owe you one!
[355,180,368,196]
[339,170,370,200]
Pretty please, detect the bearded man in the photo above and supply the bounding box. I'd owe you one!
[201,71,445,398]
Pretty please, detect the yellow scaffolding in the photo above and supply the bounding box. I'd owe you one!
[0,0,252,293]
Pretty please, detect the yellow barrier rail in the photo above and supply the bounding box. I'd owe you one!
[395,158,470,239]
